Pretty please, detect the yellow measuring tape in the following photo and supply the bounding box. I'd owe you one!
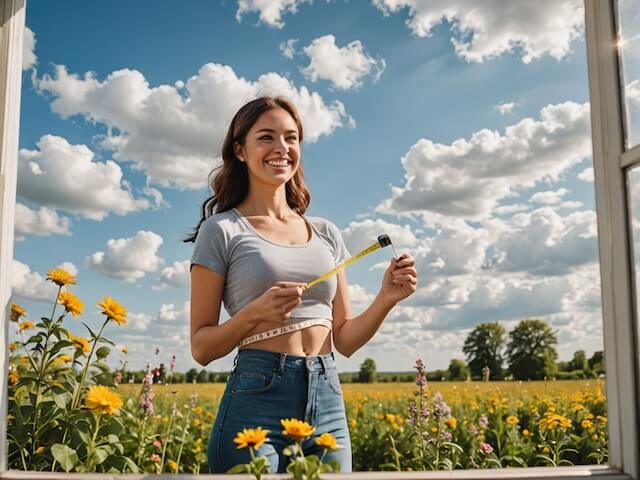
[304,234,398,290]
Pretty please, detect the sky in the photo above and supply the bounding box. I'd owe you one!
[11,0,605,374]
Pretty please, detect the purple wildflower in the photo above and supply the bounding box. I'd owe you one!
[479,414,489,429]
[479,442,494,455]
[139,367,155,416]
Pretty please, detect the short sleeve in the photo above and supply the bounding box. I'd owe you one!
[190,217,228,275]
[325,219,351,265]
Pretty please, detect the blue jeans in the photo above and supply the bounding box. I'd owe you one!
[207,348,352,473]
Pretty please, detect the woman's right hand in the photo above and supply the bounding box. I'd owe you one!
[247,281,306,325]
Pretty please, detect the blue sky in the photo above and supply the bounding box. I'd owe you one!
[12,0,602,373]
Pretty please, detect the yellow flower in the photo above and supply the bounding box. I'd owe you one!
[18,320,34,332]
[10,303,26,322]
[84,386,123,415]
[515,400,524,408]
[8,370,19,384]
[58,290,84,318]
[69,333,90,353]
[350,419,357,429]
[9,342,17,352]
[233,427,269,449]
[281,418,315,440]
[522,429,530,437]
[315,432,339,450]
[385,414,396,423]
[431,427,438,433]
[121,346,129,354]
[19,356,30,365]
[592,434,598,441]
[192,419,202,428]
[581,419,594,430]
[445,417,457,429]
[35,446,45,454]
[97,296,127,325]
[53,354,73,366]
[538,412,572,431]
[543,446,551,454]
[166,459,178,472]
[506,415,519,426]
[596,415,608,424]
[46,268,77,286]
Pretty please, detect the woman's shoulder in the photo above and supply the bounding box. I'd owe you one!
[306,214,342,239]
[198,209,240,235]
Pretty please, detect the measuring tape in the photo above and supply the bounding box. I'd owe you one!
[239,318,332,347]
[237,234,397,347]
[305,234,398,290]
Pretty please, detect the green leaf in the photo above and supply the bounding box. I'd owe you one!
[51,444,79,472]
[226,464,250,474]
[95,346,110,360]
[96,337,116,346]
[92,445,111,465]
[81,322,97,339]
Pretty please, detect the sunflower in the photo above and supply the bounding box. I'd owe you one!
[10,303,26,322]
[84,385,123,415]
[233,427,269,450]
[58,290,84,318]
[68,333,90,353]
[46,268,77,287]
[315,432,339,450]
[53,354,73,366]
[97,296,127,325]
[9,342,17,352]
[281,418,315,440]
[18,320,34,332]
[8,370,18,385]
[121,346,129,354]
[506,415,519,426]
[166,460,178,472]
[445,417,457,429]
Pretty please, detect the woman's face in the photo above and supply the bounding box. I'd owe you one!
[235,108,301,189]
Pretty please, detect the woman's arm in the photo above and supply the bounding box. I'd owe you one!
[190,265,260,365]
[332,254,417,357]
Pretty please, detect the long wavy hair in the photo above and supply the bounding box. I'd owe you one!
[184,96,311,242]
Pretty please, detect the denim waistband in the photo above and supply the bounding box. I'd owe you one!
[233,348,336,375]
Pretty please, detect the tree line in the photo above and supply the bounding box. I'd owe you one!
[114,318,605,384]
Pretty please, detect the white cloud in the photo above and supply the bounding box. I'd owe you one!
[301,35,385,90]
[14,202,71,240]
[153,260,190,290]
[11,259,77,302]
[490,207,598,276]
[495,102,514,115]
[371,0,584,64]
[36,64,352,190]
[280,38,298,59]
[86,230,164,283]
[493,203,529,216]
[341,218,418,254]
[22,26,36,70]
[626,79,640,106]
[18,135,157,220]
[578,166,594,182]
[530,188,569,205]
[236,0,310,28]
[376,101,591,220]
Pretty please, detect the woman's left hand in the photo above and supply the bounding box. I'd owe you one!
[380,253,417,305]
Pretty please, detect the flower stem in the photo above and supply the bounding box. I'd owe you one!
[70,317,109,411]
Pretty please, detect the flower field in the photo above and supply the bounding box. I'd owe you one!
[7,267,608,474]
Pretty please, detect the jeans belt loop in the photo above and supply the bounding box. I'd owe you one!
[231,352,239,374]
[318,355,328,380]
[278,353,287,377]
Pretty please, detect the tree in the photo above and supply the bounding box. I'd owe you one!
[358,358,377,383]
[462,322,506,379]
[507,319,558,380]
[448,358,470,380]
[197,369,209,383]
[568,350,589,372]
[589,350,605,375]
[186,368,198,383]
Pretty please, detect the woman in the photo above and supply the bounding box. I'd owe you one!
[187,96,417,473]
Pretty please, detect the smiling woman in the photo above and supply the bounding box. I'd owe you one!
[0,0,640,480]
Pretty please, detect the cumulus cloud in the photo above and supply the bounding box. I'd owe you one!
[578,166,594,182]
[530,188,569,205]
[14,203,71,240]
[376,101,591,220]
[86,230,164,282]
[495,102,514,115]
[11,259,76,302]
[280,38,298,59]
[341,218,418,254]
[36,64,352,190]
[489,208,598,276]
[18,135,158,220]
[236,0,311,28]
[22,26,36,70]
[371,0,584,64]
[626,79,640,106]
[153,260,190,290]
[301,35,385,90]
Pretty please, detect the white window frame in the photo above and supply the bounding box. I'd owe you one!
[0,0,637,478]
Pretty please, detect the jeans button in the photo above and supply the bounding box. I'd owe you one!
[306,359,313,368]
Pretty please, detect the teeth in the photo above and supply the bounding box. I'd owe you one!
[267,161,288,167]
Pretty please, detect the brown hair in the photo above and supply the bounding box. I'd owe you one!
[184,96,311,242]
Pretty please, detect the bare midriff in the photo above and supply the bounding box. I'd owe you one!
[239,324,333,356]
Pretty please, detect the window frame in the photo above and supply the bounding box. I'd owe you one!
[0,0,637,478]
